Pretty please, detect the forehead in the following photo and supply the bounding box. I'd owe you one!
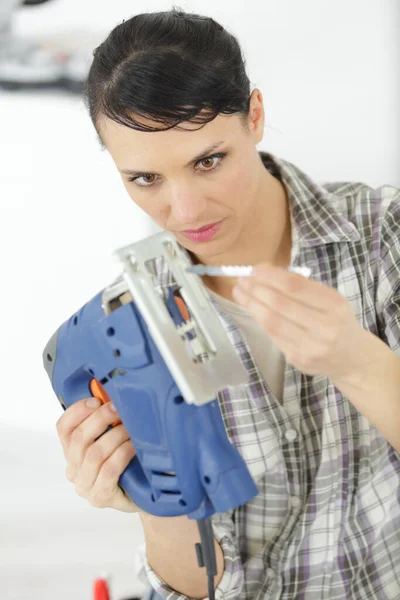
[98,112,241,164]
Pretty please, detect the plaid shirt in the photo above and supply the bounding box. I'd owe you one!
[137,152,400,599]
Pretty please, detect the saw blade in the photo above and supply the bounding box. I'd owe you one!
[186,264,312,278]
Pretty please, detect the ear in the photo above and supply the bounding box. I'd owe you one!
[247,88,265,145]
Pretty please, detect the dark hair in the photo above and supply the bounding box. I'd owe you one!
[83,7,252,148]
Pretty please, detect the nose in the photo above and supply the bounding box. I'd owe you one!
[169,185,208,227]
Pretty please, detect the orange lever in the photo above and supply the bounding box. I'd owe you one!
[174,295,190,321]
[89,378,121,427]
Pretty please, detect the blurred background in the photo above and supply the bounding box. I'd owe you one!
[0,0,398,599]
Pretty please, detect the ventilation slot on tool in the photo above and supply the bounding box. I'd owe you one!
[151,471,181,495]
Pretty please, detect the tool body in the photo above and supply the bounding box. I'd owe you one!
[42,232,258,522]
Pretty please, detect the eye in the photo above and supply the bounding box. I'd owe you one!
[127,152,227,188]
[196,153,225,172]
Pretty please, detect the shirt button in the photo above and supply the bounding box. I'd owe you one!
[284,428,298,441]
[290,495,301,508]
[266,567,275,578]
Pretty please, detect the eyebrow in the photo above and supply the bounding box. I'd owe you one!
[119,141,225,177]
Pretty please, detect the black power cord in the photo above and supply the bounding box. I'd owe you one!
[195,518,217,600]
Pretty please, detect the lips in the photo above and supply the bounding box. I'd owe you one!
[183,220,222,233]
[180,219,224,243]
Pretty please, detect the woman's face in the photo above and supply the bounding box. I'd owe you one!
[99,90,266,263]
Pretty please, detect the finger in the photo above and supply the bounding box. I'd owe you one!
[56,397,102,458]
[234,286,308,344]
[249,264,335,311]
[75,423,134,492]
[86,440,137,508]
[67,401,120,478]
[235,282,328,332]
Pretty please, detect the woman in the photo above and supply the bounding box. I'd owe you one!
[56,8,400,600]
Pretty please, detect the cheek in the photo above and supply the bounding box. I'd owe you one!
[232,161,255,192]
[216,161,257,213]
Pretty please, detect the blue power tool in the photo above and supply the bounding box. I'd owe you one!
[42,232,258,598]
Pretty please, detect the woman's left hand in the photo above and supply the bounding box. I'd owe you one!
[232,263,367,379]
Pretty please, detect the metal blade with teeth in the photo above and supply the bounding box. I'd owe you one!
[186,265,312,278]
[186,265,254,277]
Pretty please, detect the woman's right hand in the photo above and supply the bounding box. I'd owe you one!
[56,397,140,513]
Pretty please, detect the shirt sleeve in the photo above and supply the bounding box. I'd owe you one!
[135,510,245,600]
[376,189,400,356]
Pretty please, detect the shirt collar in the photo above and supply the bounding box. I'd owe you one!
[260,151,361,248]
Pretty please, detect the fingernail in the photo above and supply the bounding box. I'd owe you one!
[109,402,117,412]
[86,398,101,408]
